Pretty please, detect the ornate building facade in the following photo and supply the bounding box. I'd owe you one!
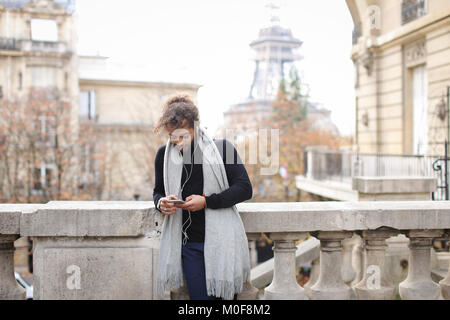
[347,0,450,155]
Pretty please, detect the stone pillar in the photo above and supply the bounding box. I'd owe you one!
[440,239,450,300]
[354,229,397,300]
[399,230,444,300]
[264,232,307,300]
[22,201,159,300]
[0,207,28,300]
[304,257,319,299]
[341,237,357,285]
[238,233,260,300]
[351,235,365,287]
[310,231,353,300]
[0,235,25,300]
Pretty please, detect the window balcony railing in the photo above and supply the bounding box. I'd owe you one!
[0,37,20,51]
[0,201,449,300]
[402,0,427,25]
[0,38,69,54]
[302,147,448,200]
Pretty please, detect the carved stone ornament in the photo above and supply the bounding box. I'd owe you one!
[362,111,369,127]
[436,94,448,122]
[361,51,375,77]
[404,39,426,67]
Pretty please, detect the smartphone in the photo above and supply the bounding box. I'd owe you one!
[167,199,185,204]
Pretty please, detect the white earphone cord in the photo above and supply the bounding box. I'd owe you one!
[180,140,199,245]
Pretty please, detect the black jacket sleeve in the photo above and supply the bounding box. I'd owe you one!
[205,139,253,209]
[153,145,166,212]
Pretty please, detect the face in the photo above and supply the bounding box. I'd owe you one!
[166,120,194,152]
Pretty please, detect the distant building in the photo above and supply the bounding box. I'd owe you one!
[0,1,201,202]
[222,5,338,136]
[78,56,200,200]
[0,0,79,200]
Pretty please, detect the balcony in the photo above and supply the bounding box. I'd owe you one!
[0,200,449,300]
[0,37,69,54]
[0,37,20,51]
[402,0,427,25]
[298,147,446,201]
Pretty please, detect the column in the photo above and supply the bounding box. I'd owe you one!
[439,239,450,300]
[238,233,260,300]
[310,231,353,300]
[0,235,26,300]
[304,257,319,299]
[264,232,307,300]
[341,236,357,285]
[399,230,444,300]
[351,235,365,287]
[354,229,398,300]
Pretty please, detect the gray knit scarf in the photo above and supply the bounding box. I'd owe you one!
[156,126,250,300]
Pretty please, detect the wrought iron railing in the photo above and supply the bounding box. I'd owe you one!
[0,37,19,51]
[303,149,449,200]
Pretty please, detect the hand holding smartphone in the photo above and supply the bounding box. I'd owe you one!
[167,199,185,204]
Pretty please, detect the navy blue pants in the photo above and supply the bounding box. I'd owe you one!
[181,242,237,300]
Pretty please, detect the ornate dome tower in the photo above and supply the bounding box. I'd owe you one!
[248,3,303,100]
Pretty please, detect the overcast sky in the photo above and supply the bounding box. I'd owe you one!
[75,0,356,137]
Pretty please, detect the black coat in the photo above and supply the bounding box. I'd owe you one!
[153,138,253,242]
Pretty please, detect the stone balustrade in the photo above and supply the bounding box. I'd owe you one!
[0,200,449,300]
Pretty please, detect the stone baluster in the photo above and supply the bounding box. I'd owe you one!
[399,230,444,300]
[354,229,398,300]
[0,235,26,300]
[341,236,357,285]
[310,231,353,300]
[238,233,260,300]
[1,207,26,300]
[264,232,307,300]
[439,239,450,300]
[351,235,365,287]
[304,257,319,299]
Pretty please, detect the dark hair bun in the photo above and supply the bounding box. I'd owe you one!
[166,94,194,106]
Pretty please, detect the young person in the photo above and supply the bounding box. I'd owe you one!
[153,94,253,300]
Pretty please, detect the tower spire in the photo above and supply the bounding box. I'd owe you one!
[265,1,281,26]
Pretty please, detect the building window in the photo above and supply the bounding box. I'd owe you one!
[412,65,428,155]
[37,115,56,147]
[32,165,53,191]
[402,0,427,25]
[33,167,43,191]
[352,22,361,45]
[30,19,58,42]
[79,90,96,121]
[18,72,23,90]
[64,72,68,91]
[30,66,57,88]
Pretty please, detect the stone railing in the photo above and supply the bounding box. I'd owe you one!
[1,200,449,300]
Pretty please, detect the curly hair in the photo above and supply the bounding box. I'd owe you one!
[153,94,199,134]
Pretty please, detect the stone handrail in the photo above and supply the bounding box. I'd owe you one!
[0,201,449,300]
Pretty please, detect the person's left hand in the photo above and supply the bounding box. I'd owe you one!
[176,194,206,212]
